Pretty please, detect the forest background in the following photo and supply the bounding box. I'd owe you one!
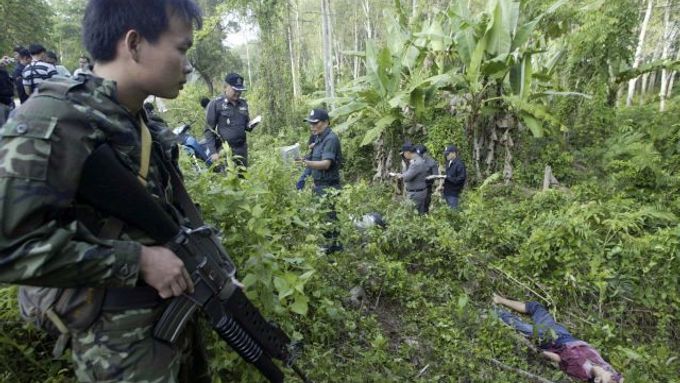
[1,0,680,382]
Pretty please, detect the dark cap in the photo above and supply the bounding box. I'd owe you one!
[224,73,246,91]
[400,143,415,153]
[414,144,427,155]
[303,108,329,123]
[444,145,458,155]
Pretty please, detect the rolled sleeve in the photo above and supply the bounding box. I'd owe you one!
[321,136,340,164]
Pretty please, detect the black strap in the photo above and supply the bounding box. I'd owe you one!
[407,188,426,192]
[102,286,163,311]
[166,158,204,228]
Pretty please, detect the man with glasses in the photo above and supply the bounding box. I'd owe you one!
[205,72,252,168]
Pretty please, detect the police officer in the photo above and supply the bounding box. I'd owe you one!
[0,1,209,382]
[205,72,252,168]
[415,144,439,213]
[390,143,429,214]
[427,145,467,209]
[299,108,343,253]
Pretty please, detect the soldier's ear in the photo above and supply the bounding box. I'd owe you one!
[123,30,144,62]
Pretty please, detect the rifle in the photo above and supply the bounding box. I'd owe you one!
[76,144,311,383]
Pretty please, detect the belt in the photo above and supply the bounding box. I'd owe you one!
[102,286,164,311]
[407,188,426,192]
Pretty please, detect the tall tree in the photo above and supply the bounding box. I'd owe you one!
[626,0,654,106]
[0,0,53,54]
[659,0,677,111]
[321,0,336,101]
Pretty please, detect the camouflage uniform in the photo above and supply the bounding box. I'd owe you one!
[0,76,210,382]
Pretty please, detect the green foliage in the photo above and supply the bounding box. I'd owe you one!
[0,0,53,55]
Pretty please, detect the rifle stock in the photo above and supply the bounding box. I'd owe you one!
[77,144,309,383]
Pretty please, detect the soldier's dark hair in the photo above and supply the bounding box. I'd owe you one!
[83,0,203,63]
[13,46,25,54]
[28,44,46,56]
[19,49,30,58]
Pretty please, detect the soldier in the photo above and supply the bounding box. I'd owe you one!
[390,143,429,214]
[205,72,252,168]
[0,1,210,382]
[299,108,343,253]
[415,144,439,213]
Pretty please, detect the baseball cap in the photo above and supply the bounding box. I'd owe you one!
[444,145,458,155]
[303,109,330,123]
[224,73,246,91]
[400,143,415,153]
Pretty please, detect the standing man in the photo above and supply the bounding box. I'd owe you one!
[300,108,343,253]
[415,144,439,213]
[0,55,14,124]
[12,47,30,103]
[428,145,466,209]
[390,144,429,214]
[45,51,72,77]
[205,72,252,168]
[73,55,93,78]
[0,1,210,382]
[22,44,58,95]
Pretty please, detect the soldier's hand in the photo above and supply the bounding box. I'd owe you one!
[139,245,195,299]
[210,153,220,162]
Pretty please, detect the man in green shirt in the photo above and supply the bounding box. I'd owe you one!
[0,1,209,381]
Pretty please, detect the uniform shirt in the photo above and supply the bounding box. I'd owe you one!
[21,59,58,92]
[402,155,428,191]
[423,154,439,187]
[0,75,182,288]
[204,96,250,153]
[310,127,341,184]
[545,341,622,382]
[443,157,466,195]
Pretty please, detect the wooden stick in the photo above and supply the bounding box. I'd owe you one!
[488,264,551,304]
[488,358,557,383]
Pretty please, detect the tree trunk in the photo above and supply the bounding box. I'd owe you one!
[665,48,680,107]
[243,14,253,87]
[321,0,336,102]
[659,0,675,112]
[627,0,654,107]
[362,0,372,40]
[353,16,360,79]
[287,23,300,99]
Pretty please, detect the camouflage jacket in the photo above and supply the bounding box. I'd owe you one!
[0,75,183,288]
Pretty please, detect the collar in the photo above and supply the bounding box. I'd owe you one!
[317,126,332,141]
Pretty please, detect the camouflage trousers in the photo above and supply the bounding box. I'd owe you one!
[71,306,211,383]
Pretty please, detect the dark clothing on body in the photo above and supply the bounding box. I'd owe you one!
[310,127,342,189]
[12,63,28,103]
[443,157,466,208]
[204,96,250,167]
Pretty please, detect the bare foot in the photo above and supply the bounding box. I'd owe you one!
[492,293,503,304]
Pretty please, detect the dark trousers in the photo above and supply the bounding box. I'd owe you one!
[314,182,341,249]
[424,185,433,213]
[497,302,578,348]
[230,142,248,168]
